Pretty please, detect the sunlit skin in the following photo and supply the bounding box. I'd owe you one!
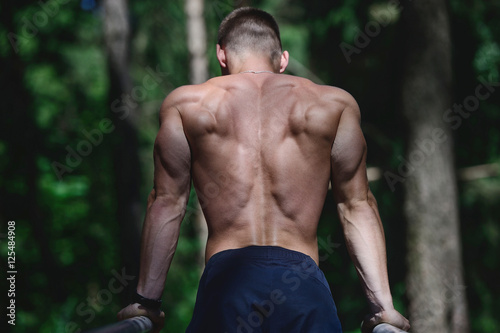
[117,45,410,333]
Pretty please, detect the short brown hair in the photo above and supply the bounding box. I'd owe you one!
[218,7,282,67]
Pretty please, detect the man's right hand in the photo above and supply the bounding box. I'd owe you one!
[361,308,410,333]
[117,303,165,333]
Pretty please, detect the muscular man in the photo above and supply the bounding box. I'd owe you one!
[118,7,410,333]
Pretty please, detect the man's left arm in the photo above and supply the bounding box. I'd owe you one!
[118,94,192,332]
[330,94,410,332]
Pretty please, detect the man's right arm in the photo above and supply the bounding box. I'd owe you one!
[118,89,192,333]
[330,93,410,332]
[136,92,192,301]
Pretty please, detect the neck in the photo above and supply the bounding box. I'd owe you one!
[238,70,275,74]
[228,55,276,75]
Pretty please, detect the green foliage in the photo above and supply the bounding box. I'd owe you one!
[1,0,499,332]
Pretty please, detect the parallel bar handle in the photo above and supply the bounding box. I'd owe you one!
[84,316,153,333]
[373,323,409,333]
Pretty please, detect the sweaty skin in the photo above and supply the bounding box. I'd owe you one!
[118,60,410,333]
[182,73,342,264]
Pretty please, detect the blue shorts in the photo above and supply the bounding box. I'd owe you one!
[186,246,342,333]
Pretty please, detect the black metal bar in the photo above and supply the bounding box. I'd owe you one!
[82,315,406,332]
[373,323,409,332]
[83,316,153,333]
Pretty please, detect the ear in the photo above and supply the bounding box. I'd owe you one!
[217,44,228,69]
[279,50,289,73]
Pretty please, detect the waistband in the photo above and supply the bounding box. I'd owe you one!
[207,245,314,266]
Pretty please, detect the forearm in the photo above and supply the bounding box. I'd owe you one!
[337,197,394,313]
[136,194,187,299]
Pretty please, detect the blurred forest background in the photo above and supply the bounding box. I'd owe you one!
[1,0,499,332]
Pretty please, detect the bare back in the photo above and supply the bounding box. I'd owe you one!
[167,74,351,263]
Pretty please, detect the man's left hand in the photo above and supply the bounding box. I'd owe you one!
[361,308,410,333]
[117,303,165,333]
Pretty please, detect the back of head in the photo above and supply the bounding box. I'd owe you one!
[218,7,282,69]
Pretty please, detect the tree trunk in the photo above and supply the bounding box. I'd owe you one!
[103,0,142,302]
[401,1,469,332]
[185,0,209,268]
[185,0,209,85]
